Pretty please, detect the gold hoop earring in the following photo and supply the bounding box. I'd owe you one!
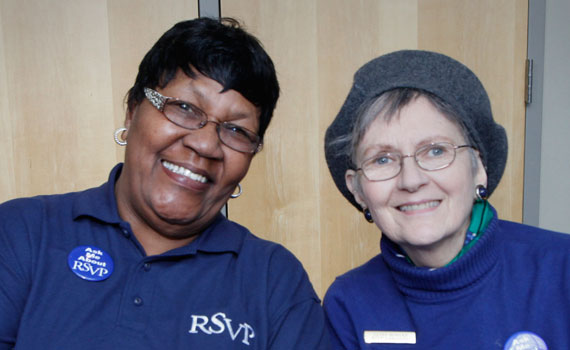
[114,127,127,146]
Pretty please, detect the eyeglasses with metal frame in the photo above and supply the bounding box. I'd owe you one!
[144,87,262,154]
[356,142,476,181]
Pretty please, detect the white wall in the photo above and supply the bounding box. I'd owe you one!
[539,0,570,233]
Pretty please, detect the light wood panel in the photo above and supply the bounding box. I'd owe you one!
[0,0,198,203]
[106,0,199,159]
[222,0,325,292]
[0,9,15,200]
[418,0,528,222]
[2,0,528,299]
[0,0,115,200]
[223,0,528,297]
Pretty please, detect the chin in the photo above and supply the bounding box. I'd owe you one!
[399,230,448,247]
[151,201,201,224]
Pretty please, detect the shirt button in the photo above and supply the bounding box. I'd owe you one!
[121,229,130,237]
[143,263,151,271]
[133,297,143,306]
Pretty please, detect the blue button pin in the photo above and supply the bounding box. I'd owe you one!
[68,246,114,281]
[504,331,548,350]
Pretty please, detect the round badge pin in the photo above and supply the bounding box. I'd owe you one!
[504,331,548,350]
[68,245,114,281]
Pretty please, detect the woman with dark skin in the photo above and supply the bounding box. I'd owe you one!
[0,18,328,349]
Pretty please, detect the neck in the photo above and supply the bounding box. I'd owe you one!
[131,223,198,256]
[114,174,200,256]
[399,224,468,268]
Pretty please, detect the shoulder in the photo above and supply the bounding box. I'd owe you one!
[327,254,389,291]
[219,217,318,294]
[0,191,92,229]
[324,254,393,306]
[0,191,87,216]
[0,195,50,213]
[223,219,306,268]
[497,219,570,251]
[496,220,570,283]
[0,195,59,225]
[324,254,407,349]
[220,220,323,328]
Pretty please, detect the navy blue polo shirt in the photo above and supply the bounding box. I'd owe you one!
[0,164,328,349]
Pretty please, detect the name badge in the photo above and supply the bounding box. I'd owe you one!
[364,330,416,344]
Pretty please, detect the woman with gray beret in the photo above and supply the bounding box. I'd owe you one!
[323,50,570,350]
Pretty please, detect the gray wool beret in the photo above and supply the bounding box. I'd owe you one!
[324,50,508,210]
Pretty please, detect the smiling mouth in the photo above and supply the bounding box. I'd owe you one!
[162,160,208,183]
[398,200,440,212]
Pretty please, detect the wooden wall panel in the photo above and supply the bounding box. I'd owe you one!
[107,0,198,159]
[223,0,528,297]
[0,0,198,204]
[418,0,528,222]
[222,0,421,296]
[2,0,528,299]
[0,9,15,200]
[221,0,325,291]
[315,0,420,296]
[0,0,116,201]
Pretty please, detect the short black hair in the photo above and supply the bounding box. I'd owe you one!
[126,17,280,140]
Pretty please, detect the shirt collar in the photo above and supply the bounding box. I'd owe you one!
[188,213,246,255]
[72,163,123,224]
[72,163,245,256]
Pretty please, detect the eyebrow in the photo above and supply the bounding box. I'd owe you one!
[361,136,458,156]
[185,84,257,122]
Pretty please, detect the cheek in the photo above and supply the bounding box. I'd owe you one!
[222,152,254,182]
[359,181,392,209]
[128,116,181,155]
[445,164,478,206]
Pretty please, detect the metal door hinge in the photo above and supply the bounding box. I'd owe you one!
[525,59,533,105]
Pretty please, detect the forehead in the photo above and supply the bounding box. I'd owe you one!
[164,70,261,123]
[358,96,466,154]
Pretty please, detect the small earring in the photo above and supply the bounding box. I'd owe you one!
[230,183,242,198]
[114,127,127,146]
[475,184,488,201]
[363,208,374,223]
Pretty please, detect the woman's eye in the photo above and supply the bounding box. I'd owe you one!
[170,102,201,118]
[225,124,249,137]
[176,103,194,113]
[427,145,446,157]
[375,155,393,165]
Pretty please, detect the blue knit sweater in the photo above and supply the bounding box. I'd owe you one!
[324,206,570,349]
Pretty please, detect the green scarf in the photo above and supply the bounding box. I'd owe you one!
[446,200,493,266]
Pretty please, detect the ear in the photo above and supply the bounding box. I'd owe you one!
[345,169,367,209]
[253,142,263,155]
[474,153,488,188]
[123,105,138,139]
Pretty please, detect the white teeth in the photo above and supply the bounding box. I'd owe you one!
[399,201,439,212]
[162,161,208,183]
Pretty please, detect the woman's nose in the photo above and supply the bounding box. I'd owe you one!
[397,156,429,192]
[182,121,223,159]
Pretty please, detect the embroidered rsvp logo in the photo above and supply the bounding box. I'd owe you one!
[189,312,255,346]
